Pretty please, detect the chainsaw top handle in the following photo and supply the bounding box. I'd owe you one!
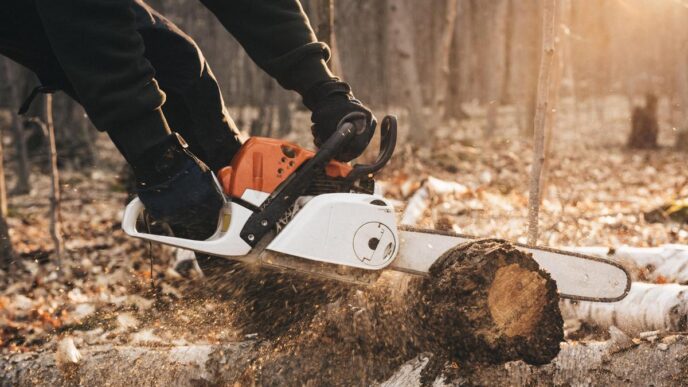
[238,112,397,247]
[308,111,363,168]
[315,112,397,177]
[345,115,397,182]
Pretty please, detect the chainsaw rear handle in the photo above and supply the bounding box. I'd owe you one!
[121,197,253,257]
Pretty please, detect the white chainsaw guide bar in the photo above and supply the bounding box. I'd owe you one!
[392,226,631,302]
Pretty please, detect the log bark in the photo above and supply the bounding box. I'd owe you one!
[384,336,688,386]
[4,334,687,386]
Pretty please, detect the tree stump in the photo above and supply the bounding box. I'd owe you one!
[628,93,659,149]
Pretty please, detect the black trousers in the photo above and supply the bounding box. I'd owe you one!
[0,0,243,172]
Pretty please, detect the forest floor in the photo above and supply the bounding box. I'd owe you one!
[2,97,688,382]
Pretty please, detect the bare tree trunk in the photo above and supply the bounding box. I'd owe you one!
[1,60,31,194]
[527,0,557,246]
[0,212,14,270]
[429,0,459,127]
[538,1,564,202]
[312,0,342,76]
[385,0,428,144]
[0,125,7,218]
[483,0,509,137]
[0,118,13,269]
[560,0,578,132]
[45,94,64,264]
[276,91,292,137]
[445,0,470,121]
[510,1,541,137]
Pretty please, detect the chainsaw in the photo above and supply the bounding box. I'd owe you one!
[122,113,630,302]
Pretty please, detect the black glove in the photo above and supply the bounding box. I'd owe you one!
[131,133,223,241]
[303,80,376,162]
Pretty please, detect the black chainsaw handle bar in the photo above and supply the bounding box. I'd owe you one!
[310,111,362,167]
[345,115,397,182]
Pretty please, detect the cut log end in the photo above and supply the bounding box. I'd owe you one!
[416,239,564,366]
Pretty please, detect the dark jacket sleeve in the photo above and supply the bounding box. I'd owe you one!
[34,0,170,161]
[199,0,335,95]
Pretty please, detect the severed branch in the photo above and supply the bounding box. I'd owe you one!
[527,0,558,245]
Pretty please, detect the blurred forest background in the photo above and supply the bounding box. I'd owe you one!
[4,0,688,161]
[2,0,688,259]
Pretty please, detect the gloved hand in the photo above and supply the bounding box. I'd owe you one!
[303,80,376,162]
[131,132,223,241]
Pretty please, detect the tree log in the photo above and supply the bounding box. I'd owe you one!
[561,282,688,335]
[572,244,688,284]
[196,239,562,384]
[383,336,688,386]
[3,335,687,386]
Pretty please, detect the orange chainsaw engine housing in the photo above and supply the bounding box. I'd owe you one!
[217,137,352,199]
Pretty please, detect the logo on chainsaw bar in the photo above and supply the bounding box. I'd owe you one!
[353,222,396,267]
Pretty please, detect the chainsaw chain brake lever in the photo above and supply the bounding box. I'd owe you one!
[345,115,397,183]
